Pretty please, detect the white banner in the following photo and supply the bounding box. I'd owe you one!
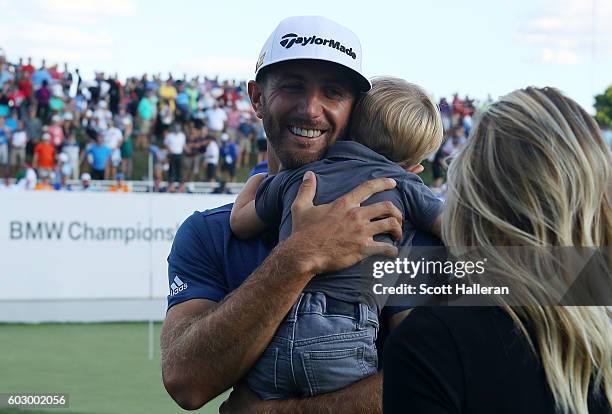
[1,191,235,301]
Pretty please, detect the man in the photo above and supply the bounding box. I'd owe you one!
[159,78,177,115]
[183,124,206,182]
[163,123,186,189]
[0,116,9,174]
[34,170,53,191]
[85,132,111,180]
[219,132,238,183]
[61,133,80,180]
[136,89,156,149]
[48,115,65,150]
[237,113,255,168]
[79,172,97,191]
[109,172,129,192]
[161,16,411,412]
[35,80,51,124]
[103,120,124,178]
[203,135,219,183]
[32,132,55,176]
[10,119,27,175]
[205,101,227,137]
[0,54,14,88]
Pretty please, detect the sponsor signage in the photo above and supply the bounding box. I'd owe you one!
[0,191,235,301]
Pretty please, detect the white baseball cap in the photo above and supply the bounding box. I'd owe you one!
[255,16,370,92]
[80,173,91,181]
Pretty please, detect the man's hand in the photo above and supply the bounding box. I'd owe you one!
[219,383,264,414]
[290,171,403,275]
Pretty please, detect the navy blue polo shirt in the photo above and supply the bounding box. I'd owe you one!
[166,204,273,309]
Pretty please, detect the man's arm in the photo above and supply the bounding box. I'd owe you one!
[220,373,383,414]
[161,173,403,410]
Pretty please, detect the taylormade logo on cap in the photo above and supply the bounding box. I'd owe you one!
[254,16,371,92]
[279,33,357,60]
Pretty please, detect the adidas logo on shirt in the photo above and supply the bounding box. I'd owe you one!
[169,275,188,296]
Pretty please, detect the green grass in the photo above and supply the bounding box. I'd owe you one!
[0,323,227,414]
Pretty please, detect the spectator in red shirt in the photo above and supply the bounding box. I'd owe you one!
[20,57,35,75]
[49,64,62,81]
[452,93,464,126]
[18,73,33,101]
[8,85,26,111]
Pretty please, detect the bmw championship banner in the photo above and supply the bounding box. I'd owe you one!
[1,191,234,310]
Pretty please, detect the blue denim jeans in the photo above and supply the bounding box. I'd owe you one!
[245,292,379,399]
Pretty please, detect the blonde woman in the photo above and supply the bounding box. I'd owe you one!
[383,87,611,414]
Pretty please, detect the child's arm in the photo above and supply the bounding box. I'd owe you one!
[400,177,444,239]
[230,173,268,239]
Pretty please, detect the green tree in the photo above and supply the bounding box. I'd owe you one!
[594,85,612,127]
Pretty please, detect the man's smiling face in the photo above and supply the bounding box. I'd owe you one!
[250,60,357,169]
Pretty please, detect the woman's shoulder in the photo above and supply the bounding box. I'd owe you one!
[388,307,518,353]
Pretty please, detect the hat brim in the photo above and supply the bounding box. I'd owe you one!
[256,57,371,93]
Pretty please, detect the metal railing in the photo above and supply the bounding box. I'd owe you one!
[61,179,245,193]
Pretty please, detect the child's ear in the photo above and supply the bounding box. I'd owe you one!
[407,164,424,174]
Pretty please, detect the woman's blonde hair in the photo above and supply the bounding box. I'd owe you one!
[442,86,611,414]
[349,77,443,168]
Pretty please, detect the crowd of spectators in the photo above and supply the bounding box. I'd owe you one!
[0,50,268,192]
[428,94,486,195]
[0,50,494,194]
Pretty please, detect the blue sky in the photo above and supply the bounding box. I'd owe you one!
[1,0,610,113]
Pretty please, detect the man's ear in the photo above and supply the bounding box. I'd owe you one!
[248,80,264,120]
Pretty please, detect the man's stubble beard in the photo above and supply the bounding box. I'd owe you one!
[260,95,348,170]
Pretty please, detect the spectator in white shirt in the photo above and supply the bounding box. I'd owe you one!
[163,123,186,188]
[62,133,80,180]
[104,122,124,177]
[204,136,219,183]
[10,120,28,175]
[205,102,227,136]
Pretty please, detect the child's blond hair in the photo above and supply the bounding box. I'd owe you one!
[350,77,444,168]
